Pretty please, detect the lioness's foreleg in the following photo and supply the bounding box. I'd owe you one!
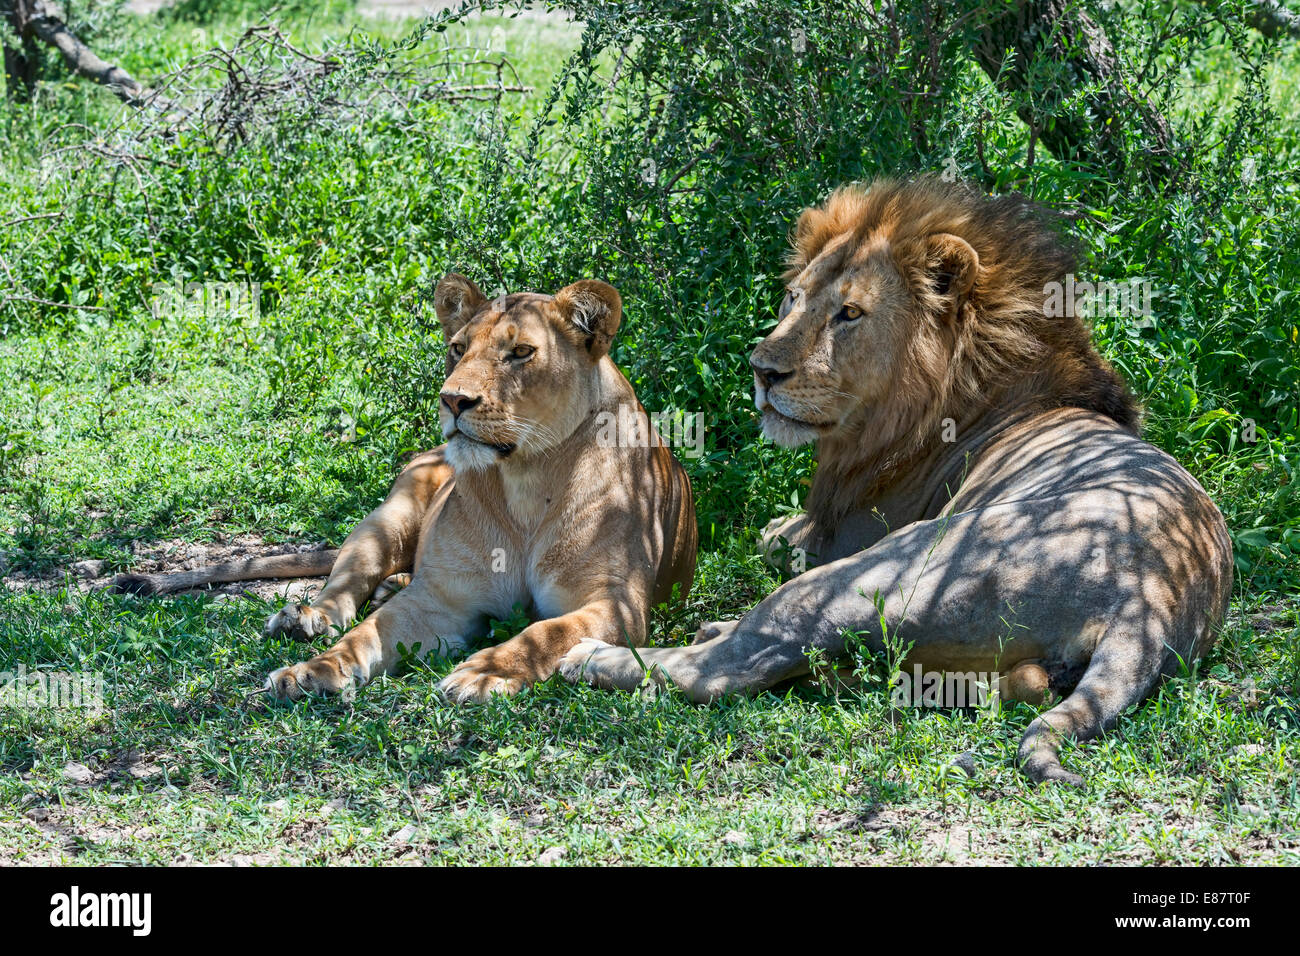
[265,566,478,700]
[440,597,644,703]
[264,450,452,640]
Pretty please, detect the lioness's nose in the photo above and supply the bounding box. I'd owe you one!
[441,392,482,417]
[750,360,792,390]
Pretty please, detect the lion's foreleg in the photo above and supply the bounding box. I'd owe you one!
[759,512,816,572]
[562,511,991,702]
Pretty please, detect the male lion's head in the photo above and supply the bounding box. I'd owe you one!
[433,273,622,472]
[750,177,1139,464]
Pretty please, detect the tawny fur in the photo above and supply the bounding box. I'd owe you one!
[786,177,1141,532]
[562,176,1233,787]
[258,273,698,703]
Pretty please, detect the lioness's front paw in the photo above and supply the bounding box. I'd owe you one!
[264,603,334,641]
[438,647,534,703]
[265,655,355,701]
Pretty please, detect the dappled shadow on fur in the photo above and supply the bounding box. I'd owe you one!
[566,178,1232,787]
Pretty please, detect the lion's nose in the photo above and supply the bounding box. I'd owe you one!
[750,360,792,390]
[441,392,482,417]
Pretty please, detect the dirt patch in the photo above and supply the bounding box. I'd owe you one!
[3,534,331,604]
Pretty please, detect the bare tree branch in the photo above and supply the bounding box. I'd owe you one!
[25,1,150,103]
[4,0,175,108]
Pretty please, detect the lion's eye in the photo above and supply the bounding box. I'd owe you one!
[834,305,864,323]
[449,342,465,358]
[509,345,535,360]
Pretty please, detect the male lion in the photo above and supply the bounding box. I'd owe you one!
[562,177,1233,785]
[115,275,697,703]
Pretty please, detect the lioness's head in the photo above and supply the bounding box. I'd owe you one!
[433,273,622,472]
[750,177,1138,457]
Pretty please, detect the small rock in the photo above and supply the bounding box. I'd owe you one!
[320,798,347,817]
[1238,803,1266,818]
[721,829,746,846]
[63,761,95,785]
[24,807,49,823]
[1232,743,1266,757]
[537,846,567,865]
[172,853,194,866]
[950,752,977,778]
[392,824,418,844]
[265,798,289,813]
[70,559,107,579]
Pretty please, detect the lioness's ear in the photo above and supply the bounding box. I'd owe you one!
[925,234,979,320]
[554,280,622,358]
[434,273,487,339]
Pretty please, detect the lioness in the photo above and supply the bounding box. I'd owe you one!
[116,275,697,702]
[562,177,1233,785]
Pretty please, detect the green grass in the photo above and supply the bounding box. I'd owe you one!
[2,2,1299,865]
[2,584,1298,864]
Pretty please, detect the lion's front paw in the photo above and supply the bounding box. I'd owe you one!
[438,649,528,704]
[558,639,650,691]
[264,603,334,641]
[265,655,356,701]
[760,515,791,548]
[691,619,739,645]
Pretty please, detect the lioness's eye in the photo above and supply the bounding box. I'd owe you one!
[834,304,864,323]
[449,342,465,358]
[510,345,535,360]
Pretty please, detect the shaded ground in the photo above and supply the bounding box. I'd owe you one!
[3,536,330,605]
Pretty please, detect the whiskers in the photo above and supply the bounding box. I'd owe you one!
[502,414,564,457]
[770,386,851,426]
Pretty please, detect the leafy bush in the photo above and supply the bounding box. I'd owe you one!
[1,0,1297,588]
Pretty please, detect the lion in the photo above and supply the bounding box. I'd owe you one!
[561,176,1233,785]
[114,274,697,703]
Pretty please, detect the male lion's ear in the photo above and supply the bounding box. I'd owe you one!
[434,273,488,338]
[926,233,979,320]
[554,280,622,357]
